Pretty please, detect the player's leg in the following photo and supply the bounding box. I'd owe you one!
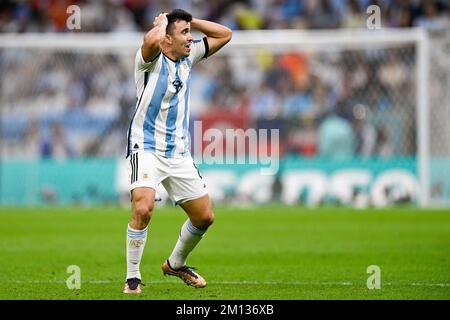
[161,158,212,288]
[124,187,155,293]
[162,194,213,288]
[130,187,155,229]
[169,194,214,269]
[124,152,162,293]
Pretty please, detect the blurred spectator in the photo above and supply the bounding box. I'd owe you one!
[341,0,366,28]
[309,80,331,118]
[305,0,341,29]
[278,52,309,89]
[286,117,318,156]
[189,63,217,119]
[282,83,313,117]
[318,113,355,160]
[352,104,377,158]
[413,0,450,33]
[378,52,409,94]
[249,83,281,120]
[22,119,41,159]
[235,3,264,30]
[388,0,413,28]
[374,125,394,158]
[41,121,76,159]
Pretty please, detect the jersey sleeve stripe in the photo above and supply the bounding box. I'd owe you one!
[202,37,209,59]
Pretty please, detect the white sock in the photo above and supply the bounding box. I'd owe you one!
[168,219,208,269]
[126,224,148,280]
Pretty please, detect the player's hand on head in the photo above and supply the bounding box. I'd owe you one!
[153,13,168,27]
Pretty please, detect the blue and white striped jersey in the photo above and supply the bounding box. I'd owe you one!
[127,37,209,158]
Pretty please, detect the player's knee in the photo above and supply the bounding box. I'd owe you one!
[132,199,154,227]
[199,210,215,229]
[134,201,153,217]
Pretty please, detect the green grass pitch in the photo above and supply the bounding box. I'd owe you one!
[0,206,449,300]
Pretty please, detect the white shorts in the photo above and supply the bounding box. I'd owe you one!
[127,151,208,205]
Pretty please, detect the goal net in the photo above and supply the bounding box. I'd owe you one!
[0,29,448,207]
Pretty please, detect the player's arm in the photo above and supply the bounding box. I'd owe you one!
[141,13,168,63]
[190,18,232,57]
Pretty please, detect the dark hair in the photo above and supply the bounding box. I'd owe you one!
[166,9,192,34]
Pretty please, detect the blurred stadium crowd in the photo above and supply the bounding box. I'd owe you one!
[1,0,449,33]
[0,0,449,160]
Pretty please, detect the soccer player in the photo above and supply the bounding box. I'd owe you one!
[123,9,232,293]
